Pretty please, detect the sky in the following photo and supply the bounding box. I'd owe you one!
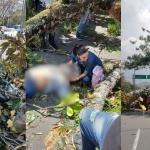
[121,0,150,84]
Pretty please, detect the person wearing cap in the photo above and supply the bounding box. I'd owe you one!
[72,108,121,150]
[68,44,103,87]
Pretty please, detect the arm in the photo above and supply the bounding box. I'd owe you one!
[70,73,86,82]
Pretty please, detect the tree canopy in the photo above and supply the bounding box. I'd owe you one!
[123,28,150,70]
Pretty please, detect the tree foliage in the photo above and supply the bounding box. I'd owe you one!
[123,28,150,70]
[0,0,20,20]
[26,0,121,43]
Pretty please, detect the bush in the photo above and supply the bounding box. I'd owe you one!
[107,23,121,36]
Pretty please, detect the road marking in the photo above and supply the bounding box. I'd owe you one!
[132,129,140,150]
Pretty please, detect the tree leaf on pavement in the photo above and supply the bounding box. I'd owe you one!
[27,110,36,124]
[45,127,61,149]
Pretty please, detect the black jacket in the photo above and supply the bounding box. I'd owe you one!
[31,0,39,12]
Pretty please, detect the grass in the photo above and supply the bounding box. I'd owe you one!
[103,90,121,114]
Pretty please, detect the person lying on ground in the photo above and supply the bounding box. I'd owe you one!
[25,64,80,98]
[72,108,121,150]
[67,44,104,88]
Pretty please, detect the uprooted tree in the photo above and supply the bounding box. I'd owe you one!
[26,0,121,43]
[123,28,150,70]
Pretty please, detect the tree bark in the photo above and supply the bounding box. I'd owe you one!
[86,67,121,111]
[26,0,121,43]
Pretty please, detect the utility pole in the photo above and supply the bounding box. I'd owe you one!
[133,68,135,94]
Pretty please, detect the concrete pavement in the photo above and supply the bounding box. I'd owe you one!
[121,111,150,150]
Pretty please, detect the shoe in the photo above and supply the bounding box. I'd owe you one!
[80,31,88,37]
[76,33,83,41]
[72,132,82,150]
[49,43,58,50]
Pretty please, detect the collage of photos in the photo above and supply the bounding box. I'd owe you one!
[0,0,149,150]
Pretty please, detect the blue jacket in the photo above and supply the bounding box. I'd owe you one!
[71,51,103,75]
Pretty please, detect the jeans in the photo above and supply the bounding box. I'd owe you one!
[76,9,90,35]
[25,72,36,98]
[37,1,55,47]
[74,61,92,83]
[79,108,119,150]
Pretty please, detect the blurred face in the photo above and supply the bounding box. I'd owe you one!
[138,97,143,102]
[77,51,88,62]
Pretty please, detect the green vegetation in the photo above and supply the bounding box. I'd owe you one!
[58,22,78,33]
[103,90,121,114]
[107,23,121,36]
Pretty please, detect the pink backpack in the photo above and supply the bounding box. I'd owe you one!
[91,66,104,89]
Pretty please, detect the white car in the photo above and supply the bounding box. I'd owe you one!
[4,28,18,37]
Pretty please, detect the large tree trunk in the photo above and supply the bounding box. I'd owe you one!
[26,0,121,43]
[86,67,121,111]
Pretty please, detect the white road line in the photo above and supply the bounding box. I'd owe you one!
[132,129,141,150]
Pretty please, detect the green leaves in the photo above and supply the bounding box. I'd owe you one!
[6,99,23,110]
[27,110,36,124]
[11,99,23,110]
[54,93,83,117]
[66,106,73,116]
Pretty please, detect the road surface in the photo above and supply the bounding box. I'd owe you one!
[122,111,150,150]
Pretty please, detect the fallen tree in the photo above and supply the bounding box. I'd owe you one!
[26,0,121,43]
[86,67,121,111]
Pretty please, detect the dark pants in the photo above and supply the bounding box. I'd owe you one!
[37,1,55,47]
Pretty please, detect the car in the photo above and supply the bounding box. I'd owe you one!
[4,28,18,37]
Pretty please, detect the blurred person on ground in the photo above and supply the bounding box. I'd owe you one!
[31,0,58,50]
[67,44,104,88]
[72,108,121,150]
[25,64,80,98]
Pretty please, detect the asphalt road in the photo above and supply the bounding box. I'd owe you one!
[121,111,150,150]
